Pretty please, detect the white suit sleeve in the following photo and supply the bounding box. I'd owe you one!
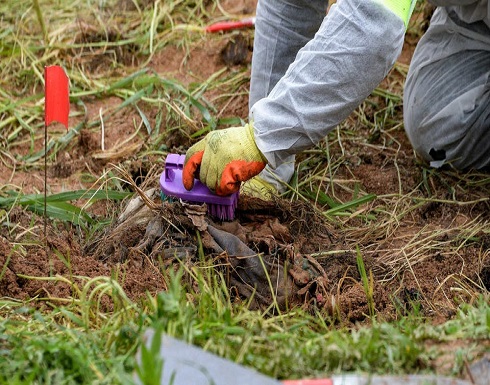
[250,0,407,169]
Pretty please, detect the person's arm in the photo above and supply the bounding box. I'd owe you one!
[252,0,415,168]
[249,0,329,109]
[183,0,416,195]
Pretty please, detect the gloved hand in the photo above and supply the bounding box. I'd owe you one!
[183,123,267,196]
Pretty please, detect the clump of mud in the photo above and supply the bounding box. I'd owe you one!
[1,183,487,323]
[82,188,392,320]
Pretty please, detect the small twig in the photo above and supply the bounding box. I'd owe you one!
[464,359,476,384]
[99,108,105,151]
[32,0,48,45]
[44,123,47,251]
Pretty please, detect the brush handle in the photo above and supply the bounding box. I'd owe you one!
[163,154,233,205]
[164,153,186,180]
[161,154,239,220]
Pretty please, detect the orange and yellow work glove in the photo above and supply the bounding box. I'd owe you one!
[182,123,267,196]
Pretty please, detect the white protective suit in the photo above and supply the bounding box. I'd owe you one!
[249,0,490,191]
[404,0,490,169]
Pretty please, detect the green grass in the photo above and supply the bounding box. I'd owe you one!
[0,189,132,225]
[0,269,488,384]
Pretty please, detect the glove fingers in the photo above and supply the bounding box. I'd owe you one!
[183,150,204,190]
[216,160,266,196]
[199,148,216,193]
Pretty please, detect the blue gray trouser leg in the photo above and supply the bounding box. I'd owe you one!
[250,0,329,191]
[403,7,490,170]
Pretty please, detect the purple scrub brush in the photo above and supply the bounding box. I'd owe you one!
[160,154,239,221]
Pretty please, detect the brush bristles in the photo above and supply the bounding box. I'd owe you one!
[208,202,235,221]
[161,192,238,221]
[207,195,238,221]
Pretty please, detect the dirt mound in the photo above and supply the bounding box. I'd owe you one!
[2,180,487,323]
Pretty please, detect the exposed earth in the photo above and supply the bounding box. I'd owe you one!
[0,0,489,332]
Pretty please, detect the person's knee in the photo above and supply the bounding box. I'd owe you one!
[403,75,438,166]
[404,117,436,167]
[403,113,448,168]
[404,90,490,170]
[402,6,490,170]
[403,47,490,170]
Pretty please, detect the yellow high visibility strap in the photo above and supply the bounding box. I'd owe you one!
[373,0,417,27]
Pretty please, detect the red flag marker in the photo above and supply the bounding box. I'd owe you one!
[44,65,69,129]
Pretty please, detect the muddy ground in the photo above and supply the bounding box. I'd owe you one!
[0,0,489,326]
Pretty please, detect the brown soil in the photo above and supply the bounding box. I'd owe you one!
[0,0,488,329]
